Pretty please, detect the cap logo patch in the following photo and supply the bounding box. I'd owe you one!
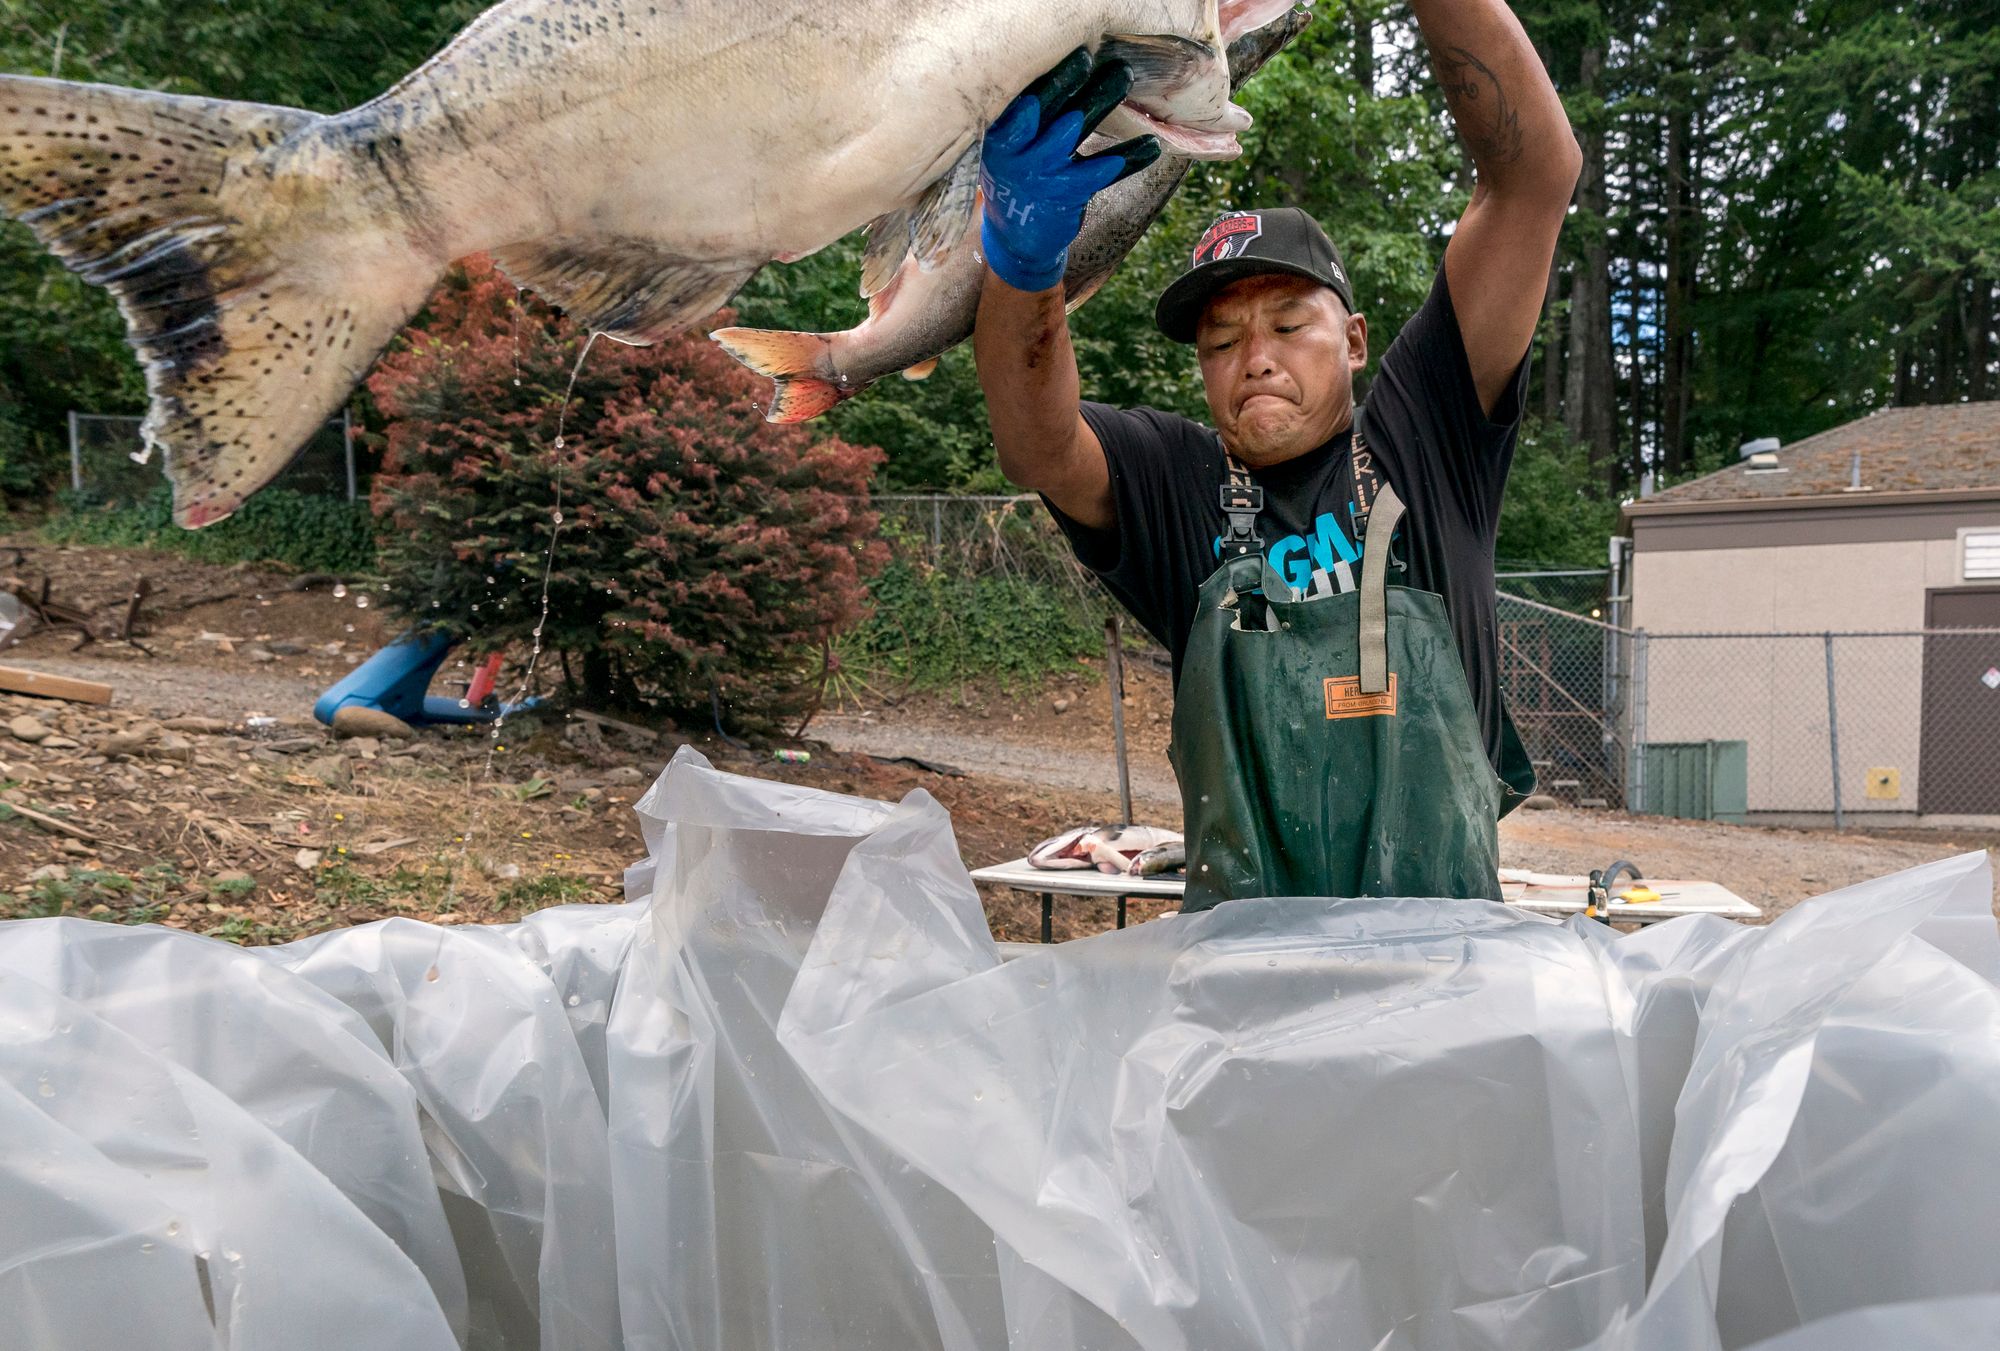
[1193,212,1264,266]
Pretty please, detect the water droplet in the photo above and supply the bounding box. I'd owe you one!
[485,575,496,585]
[512,378,521,386]
[458,698,471,709]
[36,1075,54,1098]
[140,1242,156,1254]
[567,993,580,1007]
[331,583,348,599]
[1266,957,1277,967]
[424,965,440,983]
[344,623,355,633]
[972,1088,983,1101]
[355,596,370,609]
[165,1220,181,1238]
[553,435,566,450]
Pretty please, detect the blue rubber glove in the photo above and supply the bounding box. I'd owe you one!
[980,49,1161,293]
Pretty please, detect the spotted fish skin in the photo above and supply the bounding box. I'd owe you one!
[0,0,1301,526]
[711,10,1310,424]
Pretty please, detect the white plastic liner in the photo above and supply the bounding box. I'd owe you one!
[267,917,623,1350]
[1,745,1996,1350]
[780,786,1649,1350]
[0,954,461,1351]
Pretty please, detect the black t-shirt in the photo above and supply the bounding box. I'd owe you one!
[1047,265,1528,774]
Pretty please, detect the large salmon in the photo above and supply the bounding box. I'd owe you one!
[0,0,1304,526]
[712,10,1310,422]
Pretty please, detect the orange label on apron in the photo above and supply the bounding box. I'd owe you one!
[1324,674,1397,720]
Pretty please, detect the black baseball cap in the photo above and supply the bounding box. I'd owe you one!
[1154,207,1355,343]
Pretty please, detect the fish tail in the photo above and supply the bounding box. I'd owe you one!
[0,75,434,526]
[708,326,848,424]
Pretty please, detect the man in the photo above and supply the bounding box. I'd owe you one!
[974,5,1581,910]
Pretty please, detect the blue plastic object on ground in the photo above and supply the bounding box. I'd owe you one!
[312,630,538,728]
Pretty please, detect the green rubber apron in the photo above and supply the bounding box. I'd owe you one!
[1170,412,1528,912]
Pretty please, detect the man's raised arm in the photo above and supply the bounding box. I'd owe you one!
[1412,0,1584,415]
[971,50,1157,532]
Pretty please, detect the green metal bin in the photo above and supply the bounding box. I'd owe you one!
[1639,740,1748,824]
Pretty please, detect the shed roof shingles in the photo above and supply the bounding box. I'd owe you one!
[1641,402,2000,506]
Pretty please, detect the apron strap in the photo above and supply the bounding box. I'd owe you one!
[1358,482,1405,695]
[1218,447,1263,561]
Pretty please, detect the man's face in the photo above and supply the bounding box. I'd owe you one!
[1195,273,1367,466]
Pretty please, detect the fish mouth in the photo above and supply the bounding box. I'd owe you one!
[1094,100,1246,160]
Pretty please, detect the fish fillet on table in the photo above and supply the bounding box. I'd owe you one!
[0,0,1307,527]
[714,8,1311,422]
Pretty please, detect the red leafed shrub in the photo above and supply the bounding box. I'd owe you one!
[368,257,887,728]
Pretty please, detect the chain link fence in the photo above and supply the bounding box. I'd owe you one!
[867,502,2000,828]
[1634,628,2000,826]
[67,411,358,505]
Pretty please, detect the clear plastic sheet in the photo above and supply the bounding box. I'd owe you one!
[2,746,1996,1350]
[0,958,460,1351]
[0,918,468,1334]
[780,789,1650,1350]
[265,917,623,1350]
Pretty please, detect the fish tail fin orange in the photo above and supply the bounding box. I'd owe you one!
[708,326,848,423]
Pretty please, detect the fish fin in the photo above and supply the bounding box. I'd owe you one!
[909,139,982,272]
[0,75,435,528]
[491,237,754,344]
[707,326,847,423]
[1219,0,1306,44]
[900,358,939,381]
[859,208,912,298]
[1098,32,1224,95]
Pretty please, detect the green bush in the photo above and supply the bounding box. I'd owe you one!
[43,486,377,574]
[853,558,1106,692]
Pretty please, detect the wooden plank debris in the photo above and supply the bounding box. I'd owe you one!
[0,665,114,705]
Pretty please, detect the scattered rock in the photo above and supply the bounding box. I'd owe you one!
[146,733,196,763]
[332,706,415,740]
[57,837,94,857]
[243,645,278,664]
[265,641,307,656]
[345,736,382,758]
[603,765,649,785]
[8,715,50,743]
[41,735,81,751]
[1051,698,1071,714]
[28,864,68,882]
[301,754,352,789]
[293,848,324,872]
[1522,794,1561,811]
[213,870,253,886]
[96,729,157,756]
[163,716,232,735]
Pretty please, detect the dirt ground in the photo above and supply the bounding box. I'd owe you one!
[3,542,1992,950]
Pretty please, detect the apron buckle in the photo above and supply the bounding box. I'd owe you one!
[1219,482,1263,558]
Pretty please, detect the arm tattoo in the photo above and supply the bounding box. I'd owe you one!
[1433,45,1525,166]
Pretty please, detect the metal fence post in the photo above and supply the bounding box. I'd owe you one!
[1106,615,1134,827]
[1628,629,1649,813]
[1823,632,1844,830]
[342,406,358,503]
[68,411,83,493]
